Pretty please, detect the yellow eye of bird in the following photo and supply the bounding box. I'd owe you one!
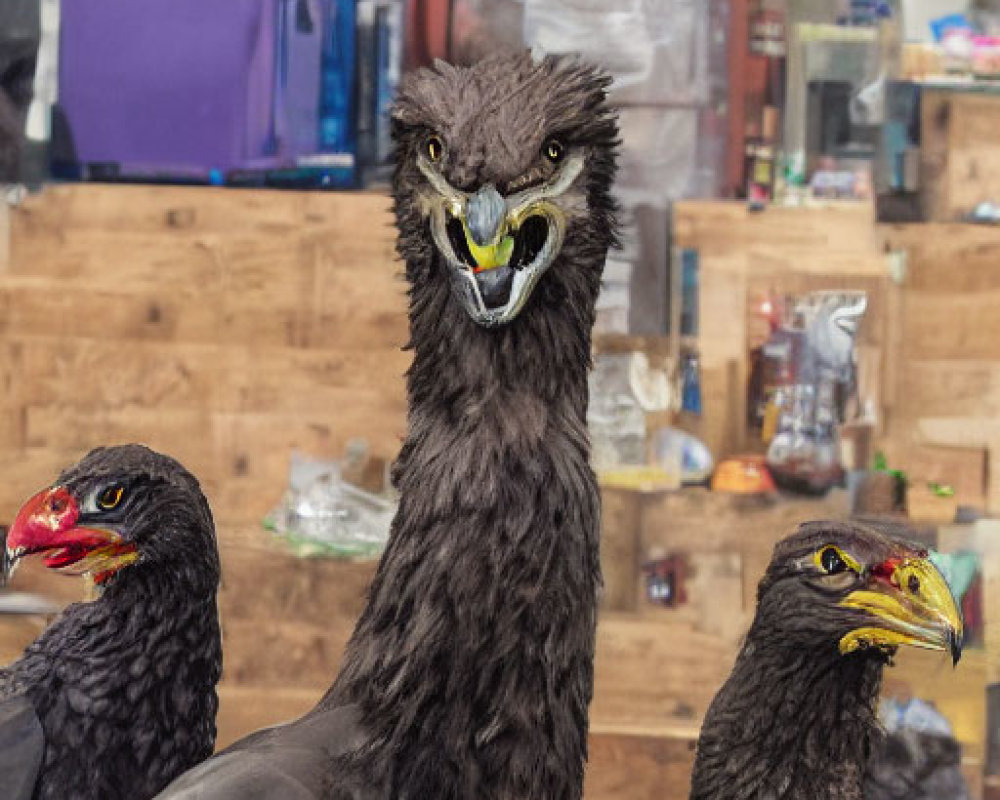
[544,138,564,163]
[425,136,443,162]
[98,485,125,510]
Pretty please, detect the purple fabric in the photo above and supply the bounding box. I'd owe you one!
[59,0,280,172]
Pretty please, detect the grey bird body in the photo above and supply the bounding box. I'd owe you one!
[153,706,374,799]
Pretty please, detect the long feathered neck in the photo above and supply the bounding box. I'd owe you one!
[690,631,884,800]
[328,240,603,799]
[11,564,221,800]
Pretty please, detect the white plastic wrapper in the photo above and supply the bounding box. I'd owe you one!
[523,0,710,106]
[588,354,648,471]
[266,451,395,559]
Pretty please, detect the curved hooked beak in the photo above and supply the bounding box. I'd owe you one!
[419,154,583,328]
[5,487,137,581]
[839,554,964,665]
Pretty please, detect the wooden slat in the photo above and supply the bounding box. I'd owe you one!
[879,221,1000,512]
[948,94,1000,220]
[12,183,391,237]
[905,293,1000,361]
[0,201,9,272]
[599,488,644,612]
[586,728,696,800]
[919,90,952,221]
[1,185,408,525]
[882,223,1000,291]
[898,361,1000,418]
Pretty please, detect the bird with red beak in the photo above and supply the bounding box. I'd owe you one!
[7,484,139,584]
[0,445,222,800]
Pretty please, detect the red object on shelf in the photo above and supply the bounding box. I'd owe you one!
[726,0,787,200]
[405,0,452,69]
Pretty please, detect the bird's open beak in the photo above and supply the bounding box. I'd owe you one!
[420,154,583,327]
[839,553,964,665]
[5,487,137,580]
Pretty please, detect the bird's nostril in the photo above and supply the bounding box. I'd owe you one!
[907,574,920,594]
[47,493,68,515]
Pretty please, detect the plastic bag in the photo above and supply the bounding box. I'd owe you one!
[523,0,710,105]
[265,450,395,559]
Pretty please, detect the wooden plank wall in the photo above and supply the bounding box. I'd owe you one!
[1,185,409,527]
[880,223,1000,510]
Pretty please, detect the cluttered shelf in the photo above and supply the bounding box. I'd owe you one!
[651,199,1000,515]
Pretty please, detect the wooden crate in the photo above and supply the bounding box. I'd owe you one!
[879,223,1000,512]
[920,89,1000,222]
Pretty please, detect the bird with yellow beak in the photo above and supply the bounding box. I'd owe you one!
[690,519,963,800]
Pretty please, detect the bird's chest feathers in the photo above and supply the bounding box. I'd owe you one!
[24,599,220,799]
[349,404,599,798]
[692,646,878,800]
[400,391,594,521]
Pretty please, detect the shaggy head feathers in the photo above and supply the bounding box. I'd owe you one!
[392,52,617,194]
[391,53,618,390]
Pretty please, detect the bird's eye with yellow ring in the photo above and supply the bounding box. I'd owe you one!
[543,138,565,164]
[425,135,444,163]
[97,484,125,511]
[815,545,859,575]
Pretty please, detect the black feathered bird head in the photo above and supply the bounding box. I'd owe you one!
[391,51,618,329]
[754,520,963,664]
[6,444,219,592]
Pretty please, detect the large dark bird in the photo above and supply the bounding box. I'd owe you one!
[690,520,964,800]
[157,51,617,800]
[0,445,222,800]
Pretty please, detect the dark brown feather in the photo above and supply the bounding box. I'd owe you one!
[156,51,618,800]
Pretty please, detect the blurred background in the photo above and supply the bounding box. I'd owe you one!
[2,1,1000,798]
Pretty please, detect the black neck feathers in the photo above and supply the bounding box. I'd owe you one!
[690,633,884,800]
[11,566,221,800]
[328,250,603,800]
